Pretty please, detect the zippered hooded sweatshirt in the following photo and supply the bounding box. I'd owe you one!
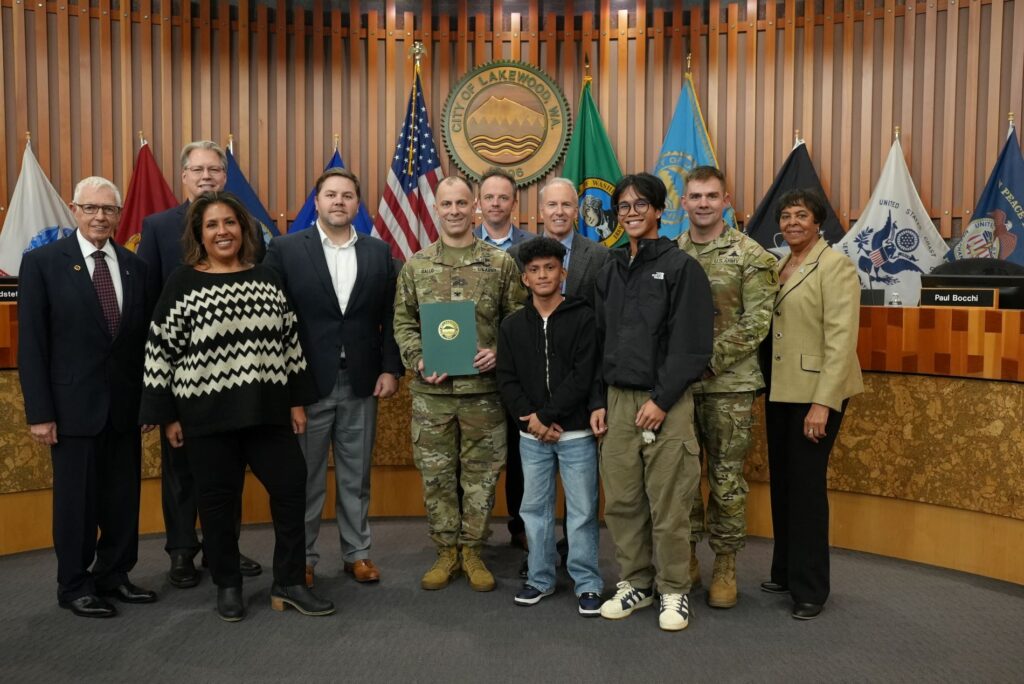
[496,295,596,433]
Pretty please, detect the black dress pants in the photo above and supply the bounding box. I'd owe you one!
[51,424,141,602]
[504,413,526,538]
[161,432,245,559]
[764,399,847,605]
[185,424,307,588]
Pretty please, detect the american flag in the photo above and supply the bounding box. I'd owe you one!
[374,69,444,260]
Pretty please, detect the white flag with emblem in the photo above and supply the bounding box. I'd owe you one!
[835,139,950,304]
[0,142,76,277]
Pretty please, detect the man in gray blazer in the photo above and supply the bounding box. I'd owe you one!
[510,178,610,307]
[470,167,536,557]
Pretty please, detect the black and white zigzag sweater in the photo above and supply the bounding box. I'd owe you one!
[139,265,317,437]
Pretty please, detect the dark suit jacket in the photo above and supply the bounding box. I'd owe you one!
[18,234,154,435]
[473,225,537,248]
[509,232,609,307]
[138,201,266,287]
[263,229,403,400]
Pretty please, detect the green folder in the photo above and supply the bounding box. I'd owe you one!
[420,300,479,377]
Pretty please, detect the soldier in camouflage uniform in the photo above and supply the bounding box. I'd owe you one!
[393,176,527,592]
[677,166,779,608]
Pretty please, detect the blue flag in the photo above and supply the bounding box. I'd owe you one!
[653,72,736,238]
[225,148,278,246]
[290,149,374,235]
[953,125,1024,265]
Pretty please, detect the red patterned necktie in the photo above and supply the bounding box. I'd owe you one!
[92,251,121,336]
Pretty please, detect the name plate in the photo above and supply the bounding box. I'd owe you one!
[0,282,17,303]
[920,287,997,308]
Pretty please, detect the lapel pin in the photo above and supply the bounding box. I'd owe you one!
[73,264,81,271]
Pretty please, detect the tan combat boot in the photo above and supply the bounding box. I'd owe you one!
[421,546,460,590]
[461,545,496,592]
[707,553,737,608]
[689,542,702,590]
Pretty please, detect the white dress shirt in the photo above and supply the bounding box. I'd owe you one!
[76,230,123,310]
[317,221,358,358]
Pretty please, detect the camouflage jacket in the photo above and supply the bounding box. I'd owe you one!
[394,238,527,395]
[677,227,778,393]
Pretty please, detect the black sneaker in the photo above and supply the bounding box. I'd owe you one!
[514,584,553,606]
[577,592,602,617]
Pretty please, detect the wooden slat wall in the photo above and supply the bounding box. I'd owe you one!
[1,1,1022,241]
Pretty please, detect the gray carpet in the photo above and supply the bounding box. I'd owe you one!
[0,519,1021,683]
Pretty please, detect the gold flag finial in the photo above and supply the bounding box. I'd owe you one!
[686,53,692,73]
[333,133,340,151]
[411,40,425,66]
[894,126,901,140]
[138,131,144,146]
[794,129,801,144]
[25,131,31,143]
[1010,112,1016,125]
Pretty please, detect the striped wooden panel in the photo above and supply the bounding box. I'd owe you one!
[0,0,1021,238]
[857,306,1024,382]
[0,304,17,369]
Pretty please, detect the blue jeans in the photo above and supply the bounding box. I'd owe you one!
[519,434,602,595]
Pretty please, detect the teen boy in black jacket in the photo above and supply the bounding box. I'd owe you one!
[497,238,604,617]
[589,173,714,631]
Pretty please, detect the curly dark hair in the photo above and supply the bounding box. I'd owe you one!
[775,188,828,225]
[518,236,567,267]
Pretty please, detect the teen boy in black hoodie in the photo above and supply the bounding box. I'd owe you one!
[497,238,604,617]
[589,173,714,631]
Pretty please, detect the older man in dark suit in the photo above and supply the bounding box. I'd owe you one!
[18,177,157,618]
[264,168,403,587]
[511,177,610,307]
[137,140,262,587]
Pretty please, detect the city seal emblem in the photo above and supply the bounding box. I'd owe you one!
[443,60,572,186]
[438,319,461,341]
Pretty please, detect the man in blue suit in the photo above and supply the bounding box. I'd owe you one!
[19,177,157,617]
[137,140,262,588]
[264,168,403,587]
[471,168,535,561]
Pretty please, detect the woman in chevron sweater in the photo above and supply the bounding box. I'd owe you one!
[140,191,334,622]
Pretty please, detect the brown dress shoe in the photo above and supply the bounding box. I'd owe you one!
[305,565,315,588]
[344,559,381,583]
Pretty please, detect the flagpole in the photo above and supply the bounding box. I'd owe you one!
[406,41,426,179]
[138,131,145,149]
[333,133,339,152]
[227,133,234,155]
[894,126,901,141]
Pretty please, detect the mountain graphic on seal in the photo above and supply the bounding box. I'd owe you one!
[467,97,545,164]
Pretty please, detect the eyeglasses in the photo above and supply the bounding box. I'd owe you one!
[185,165,226,175]
[74,203,121,216]
[615,199,651,216]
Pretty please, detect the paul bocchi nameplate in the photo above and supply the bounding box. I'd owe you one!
[421,301,479,377]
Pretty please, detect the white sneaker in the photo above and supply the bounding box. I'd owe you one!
[658,593,690,631]
[599,581,654,619]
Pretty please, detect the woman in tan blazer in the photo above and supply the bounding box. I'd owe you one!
[759,189,863,620]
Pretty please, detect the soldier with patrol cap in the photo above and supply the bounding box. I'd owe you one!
[677,165,778,608]
[393,176,527,592]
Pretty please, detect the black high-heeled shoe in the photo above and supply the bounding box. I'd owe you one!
[270,583,335,616]
[217,586,245,622]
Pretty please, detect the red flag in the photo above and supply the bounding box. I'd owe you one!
[117,143,178,250]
